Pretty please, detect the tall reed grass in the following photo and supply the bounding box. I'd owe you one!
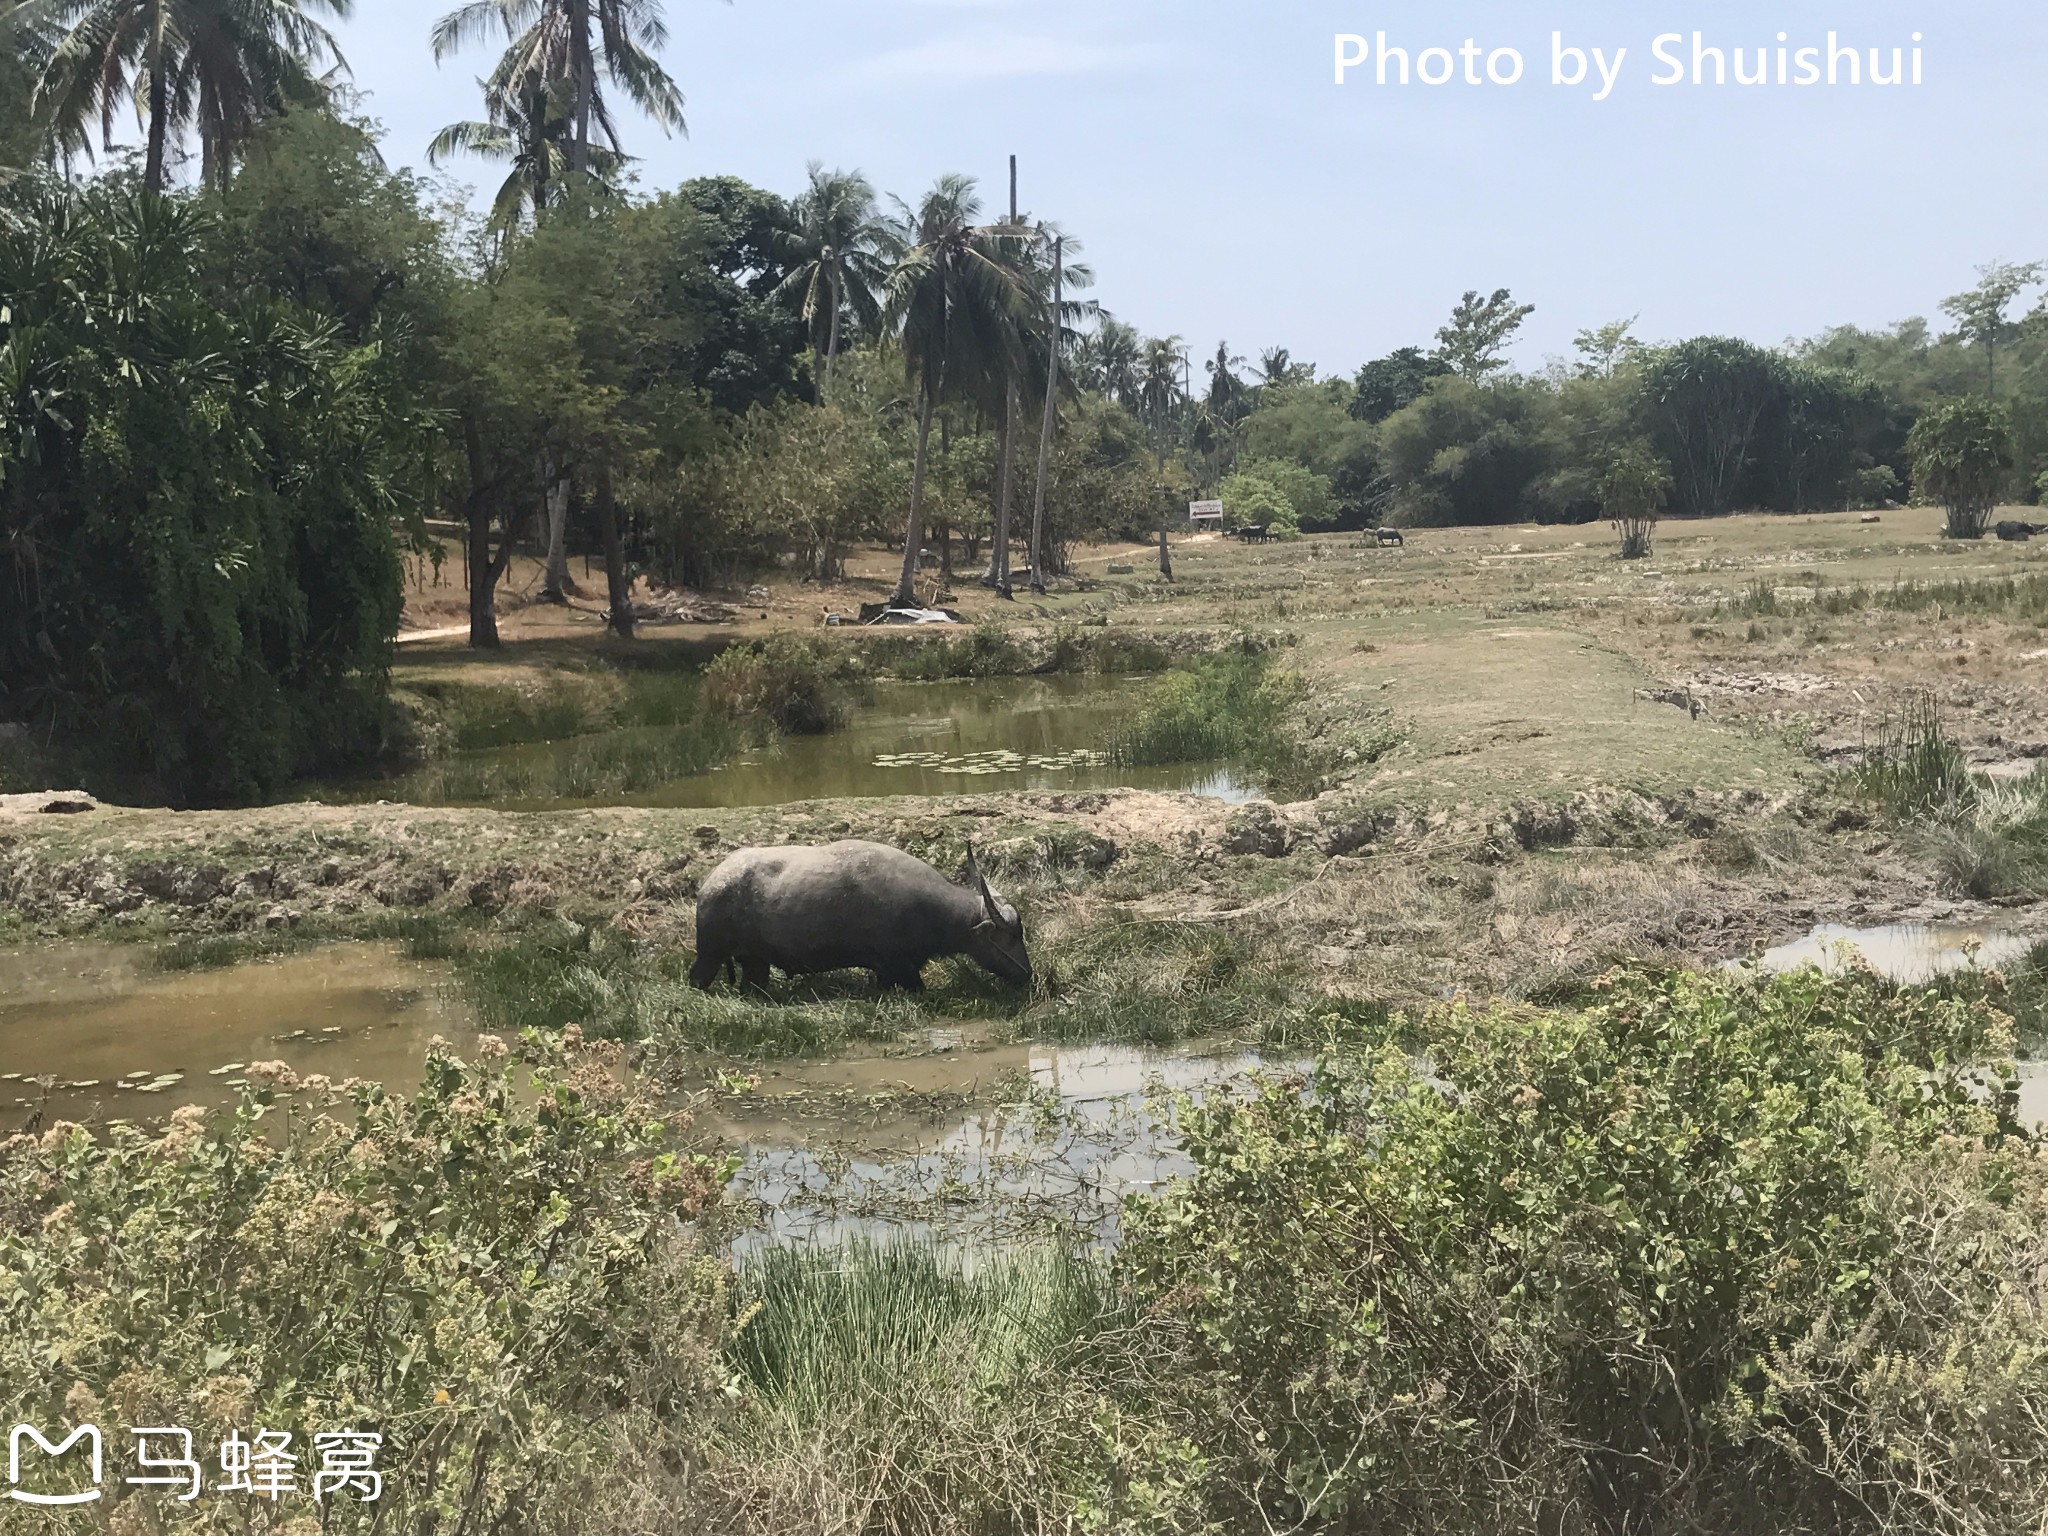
[1856,690,2048,898]
[1107,645,1302,769]
[700,1241,1108,1532]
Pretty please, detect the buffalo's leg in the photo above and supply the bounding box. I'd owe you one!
[739,956,772,992]
[689,948,724,991]
[876,966,926,994]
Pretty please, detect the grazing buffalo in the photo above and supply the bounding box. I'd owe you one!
[690,840,1030,992]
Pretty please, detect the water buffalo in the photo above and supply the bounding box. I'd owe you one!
[689,840,1030,992]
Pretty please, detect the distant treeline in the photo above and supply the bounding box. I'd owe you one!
[1151,290,2048,535]
[2,88,2038,801]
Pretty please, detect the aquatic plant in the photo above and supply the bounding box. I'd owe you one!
[1106,643,1304,770]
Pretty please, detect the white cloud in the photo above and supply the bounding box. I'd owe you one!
[855,32,1162,83]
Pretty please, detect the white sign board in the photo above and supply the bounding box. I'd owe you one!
[1188,500,1224,521]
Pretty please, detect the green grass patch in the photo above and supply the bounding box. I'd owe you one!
[152,926,331,972]
[702,634,857,734]
[708,1240,1108,1527]
[731,1239,1100,1407]
[1107,643,1304,770]
[1855,692,1975,817]
[1854,692,2048,899]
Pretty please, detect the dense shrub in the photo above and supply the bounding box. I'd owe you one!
[1115,965,2044,1534]
[699,633,852,734]
[0,1033,733,1532]
[0,181,433,803]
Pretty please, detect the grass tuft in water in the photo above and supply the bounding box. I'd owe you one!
[154,927,328,972]
[702,634,855,735]
[1107,643,1303,770]
[1854,693,2048,899]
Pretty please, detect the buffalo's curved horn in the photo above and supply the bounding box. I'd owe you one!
[964,845,1004,922]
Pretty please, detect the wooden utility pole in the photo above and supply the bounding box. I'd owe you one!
[1026,234,1062,594]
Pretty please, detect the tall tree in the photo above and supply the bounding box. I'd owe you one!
[1350,346,1450,423]
[1092,316,1142,407]
[880,174,1031,608]
[430,0,684,182]
[1138,335,1186,469]
[1435,287,1534,381]
[1203,340,1248,423]
[18,0,351,192]
[428,68,625,234]
[1939,260,2043,399]
[1641,336,1783,517]
[1573,316,1642,378]
[772,163,890,399]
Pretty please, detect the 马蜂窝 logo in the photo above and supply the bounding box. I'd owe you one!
[7,1424,381,1506]
[7,1424,103,1506]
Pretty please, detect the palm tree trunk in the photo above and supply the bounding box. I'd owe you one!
[465,416,500,648]
[823,269,843,400]
[984,382,1018,595]
[596,462,633,637]
[143,20,170,195]
[569,0,594,177]
[893,392,935,607]
[1026,237,1063,593]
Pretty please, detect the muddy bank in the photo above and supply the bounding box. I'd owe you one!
[5,780,2040,1012]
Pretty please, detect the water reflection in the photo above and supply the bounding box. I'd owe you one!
[345,674,1259,811]
[1743,923,2032,985]
[0,943,477,1125]
[726,1042,1286,1262]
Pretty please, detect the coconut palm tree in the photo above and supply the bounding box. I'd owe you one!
[430,0,684,178]
[880,174,1032,608]
[772,163,891,399]
[1138,334,1186,467]
[1204,339,1249,423]
[17,0,350,192]
[1094,316,1142,408]
[428,67,624,234]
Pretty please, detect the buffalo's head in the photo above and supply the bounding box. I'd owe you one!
[965,849,1031,986]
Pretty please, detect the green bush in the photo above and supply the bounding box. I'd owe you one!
[0,1033,733,1532]
[1908,397,2015,539]
[1115,965,2043,1533]
[865,623,1032,681]
[1107,643,1303,769]
[0,181,431,804]
[701,634,852,734]
[1218,471,1300,535]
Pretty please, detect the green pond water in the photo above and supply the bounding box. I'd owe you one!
[337,674,1256,811]
[5,929,2044,1259]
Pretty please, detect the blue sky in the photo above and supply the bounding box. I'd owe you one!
[326,0,2048,376]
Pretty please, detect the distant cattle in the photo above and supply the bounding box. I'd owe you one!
[1374,526,1405,547]
[1235,524,1272,544]
[1995,520,2048,542]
